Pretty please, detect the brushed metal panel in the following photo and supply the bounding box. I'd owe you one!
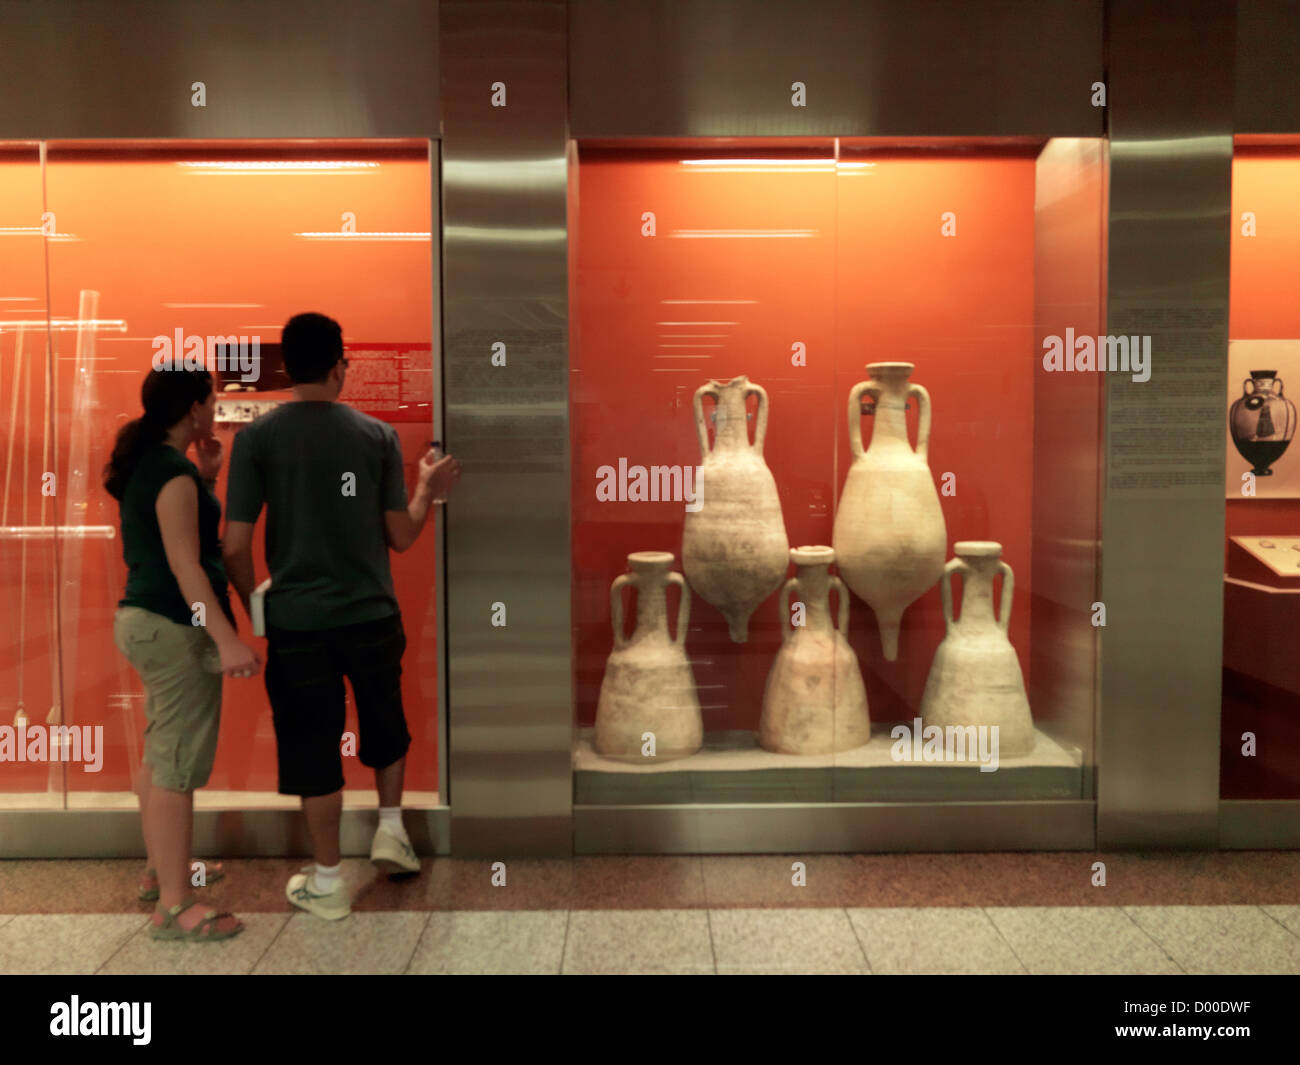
[0,0,438,138]
[0,807,450,858]
[575,802,1096,854]
[441,1,573,856]
[1031,139,1107,781]
[432,138,451,807]
[1219,801,1300,848]
[1236,0,1300,133]
[570,0,1103,138]
[1098,0,1234,849]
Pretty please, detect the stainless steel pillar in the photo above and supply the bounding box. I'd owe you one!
[440,1,573,856]
[1098,0,1235,848]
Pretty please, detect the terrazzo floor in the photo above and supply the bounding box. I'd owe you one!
[1,852,1299,974]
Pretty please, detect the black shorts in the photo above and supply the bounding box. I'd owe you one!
[264,612,411,797]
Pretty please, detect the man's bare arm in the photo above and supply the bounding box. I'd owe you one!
[222,519,257,612]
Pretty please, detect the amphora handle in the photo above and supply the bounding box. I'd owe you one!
[745,381,770,453]
[830,575,850,634]
[997,560,1014,632]
[848,381,876,458]
[693,382,721,459]
[609,574,633,650]
[940,557,967,632]
[778,577,799,644]
[907,382,932,459]
[666,571,690,647]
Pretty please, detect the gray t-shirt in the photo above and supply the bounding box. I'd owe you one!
[226,401,408,631]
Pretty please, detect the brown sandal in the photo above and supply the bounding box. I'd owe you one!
[151,897,244,941]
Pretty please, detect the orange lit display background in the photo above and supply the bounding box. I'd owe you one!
[0,142,439,800]
[570,142,1044,743]
[1224,142,1300,799]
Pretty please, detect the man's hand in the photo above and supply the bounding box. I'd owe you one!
[418,449,462,500]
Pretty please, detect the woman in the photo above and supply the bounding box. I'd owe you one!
[105,365,260,941]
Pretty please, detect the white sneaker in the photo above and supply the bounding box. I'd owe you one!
[286,868,351,920]
[370,826,420,875]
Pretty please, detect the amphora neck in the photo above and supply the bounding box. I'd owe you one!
[711,377,752,449]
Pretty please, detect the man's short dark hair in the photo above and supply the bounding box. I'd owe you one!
[282,312,343,384]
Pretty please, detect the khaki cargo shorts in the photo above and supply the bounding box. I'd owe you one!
[113,606,223,791]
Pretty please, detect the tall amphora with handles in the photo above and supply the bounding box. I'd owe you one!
[594,552,703,762]
[832,362,946,660]
[682,376,789,643]
[918,541,1035,756]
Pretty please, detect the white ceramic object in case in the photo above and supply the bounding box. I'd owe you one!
[595,551,703,762]
[682,375,789,642]
[760,545,871,756]
[832,361,946,660]
[919,541,1035,756]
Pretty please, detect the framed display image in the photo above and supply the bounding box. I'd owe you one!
[1226,340,1300,497]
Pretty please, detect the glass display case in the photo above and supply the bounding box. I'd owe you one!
[1222,135,1300,800]
[568,136,1106,808]
[0,140,442,813]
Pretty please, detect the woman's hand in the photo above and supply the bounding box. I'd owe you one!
[193,435,223,481]
[217,636,262,678]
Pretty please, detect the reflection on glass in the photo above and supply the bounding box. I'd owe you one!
[0,143,61,806]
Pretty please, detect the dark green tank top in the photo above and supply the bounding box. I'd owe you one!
[118,444,233,627]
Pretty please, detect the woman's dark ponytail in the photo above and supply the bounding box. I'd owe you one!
[103,366,213,500]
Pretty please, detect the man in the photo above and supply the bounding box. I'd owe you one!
[223,312,460,920]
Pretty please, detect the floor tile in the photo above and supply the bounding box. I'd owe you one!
[573,857,704,908]
[710,908,868,974]
[0,914,149,974]
[1194,852,1300,905]
[0,859,146,913]
[1088,852,1300,906]
[985,906,1181,974]
[848,907,1026,974]
[343,857,574,912]
[563,909,714,974]
[1125,905,1300,975]
[702,854,872,907]
[438,859,576,910]
[1261,904,1300,937]
[98,914,291,975]
[252,912,430,974]
[407,911,568,974]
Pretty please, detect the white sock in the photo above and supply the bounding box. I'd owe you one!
[311,862,341,894]
[379,806,409,842]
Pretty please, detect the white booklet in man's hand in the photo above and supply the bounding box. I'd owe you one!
[251,579,272,637]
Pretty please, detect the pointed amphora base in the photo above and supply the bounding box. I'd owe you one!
[876,610,902,661]
[724,610,753,643]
